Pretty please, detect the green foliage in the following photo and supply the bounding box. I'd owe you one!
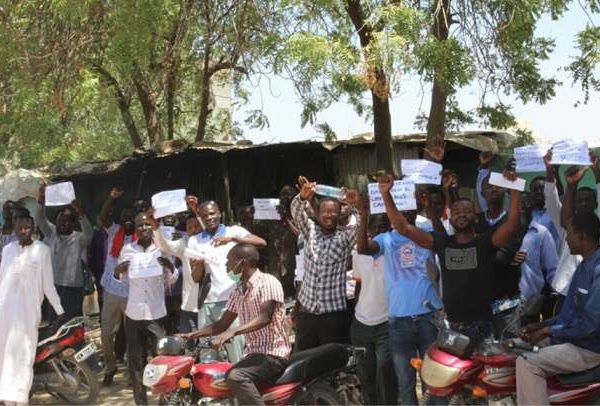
[567,26,600,104]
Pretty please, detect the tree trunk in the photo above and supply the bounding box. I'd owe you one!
[195,46,212,143]
[91,64,143,149]
[426,0,451,148]
[345,0,395,174]
[133,69,163,145]
[372,77,394,174]
[165,65,176,141]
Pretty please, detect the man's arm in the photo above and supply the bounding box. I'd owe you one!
[35,185,55,238]
[356,196,379,256]
[561,166,589,229]
[290,177,316,238]
[379,174,434,249]
[491,187,520,248]
[72,200,93,247]
[99,187,123,229]
[540,228,559,286]
[212,301,278,349]
[188,310,238,339]
[41,247,64,316]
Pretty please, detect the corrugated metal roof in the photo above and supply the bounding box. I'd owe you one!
[43,130,514,178]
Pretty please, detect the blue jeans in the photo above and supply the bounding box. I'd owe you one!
[389,313,438,405]
[179,310,198,333]
[49,285,84,321]
[350,318,397,405]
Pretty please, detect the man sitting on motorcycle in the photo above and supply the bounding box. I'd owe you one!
[181,243,291,406]
[517,211,600,405]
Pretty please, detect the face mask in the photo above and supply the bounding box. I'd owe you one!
[227,259,244,283]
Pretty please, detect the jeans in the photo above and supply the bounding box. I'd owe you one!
[389,313,438,405]
[198,301,244,363]
[125,317,166,405]
[226,353,288,406]
[179,310,198,333]
[350,318,397,405]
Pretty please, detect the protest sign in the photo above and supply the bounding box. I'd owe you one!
[45,181,76,206]
[489,172,526,192]
[401,159,442,184]
[514,144,552,172]
[151,189,187,219]
[126,251,163,279]
[368,180,417,214]
[550,140,591,166]
[253,198,281,220]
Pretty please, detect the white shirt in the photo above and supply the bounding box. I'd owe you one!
[544,181,582,295]
[187,225,250,303]
[153,229,199,312]
[118,242,177,321]
[352,253,388,326]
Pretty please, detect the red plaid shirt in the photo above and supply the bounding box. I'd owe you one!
[226,271,291,359]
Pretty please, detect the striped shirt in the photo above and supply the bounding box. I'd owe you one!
[226,271,290,359]
[291,194,359,314]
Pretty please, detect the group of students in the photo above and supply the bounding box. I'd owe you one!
[1,141,600,406]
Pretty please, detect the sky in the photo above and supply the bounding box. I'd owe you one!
[234,6,599,146]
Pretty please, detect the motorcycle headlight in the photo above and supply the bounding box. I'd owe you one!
[420,354,461,388]
[143,364,168,387]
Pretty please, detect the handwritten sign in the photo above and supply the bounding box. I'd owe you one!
[45,182,76,206]
[368,180,417,215]
[253,198,281,220]
[125,251,163,279]
[489,172,526,192]
[550,140,591,166]
[401,159,442,184]
[514,144,551,172]
[152,189,187,219]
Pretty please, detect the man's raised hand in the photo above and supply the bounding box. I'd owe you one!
[298,176,316,201]
[565,165,589,186]
[110,187,124,200]
[424,139,446,163]
[377,173,394,195]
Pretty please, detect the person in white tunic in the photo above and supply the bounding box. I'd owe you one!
[0,213,64,405]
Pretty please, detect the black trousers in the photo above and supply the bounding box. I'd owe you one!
[226,353,288,406]
[164,294,182,335]
[294,310,348,352]
[125,317,165,405]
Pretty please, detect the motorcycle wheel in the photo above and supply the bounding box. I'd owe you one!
[294,381,344,405]
[55,356,100,404]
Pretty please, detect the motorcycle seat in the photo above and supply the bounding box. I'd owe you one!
[273,343,349,385]
[557,363,600,386]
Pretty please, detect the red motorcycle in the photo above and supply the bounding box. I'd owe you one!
[412,300,600,404]
[32,317,100,404]
[143,337,363,405]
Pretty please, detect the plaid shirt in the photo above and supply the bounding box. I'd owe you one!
[227,271,291,359]
[291,194,359,314]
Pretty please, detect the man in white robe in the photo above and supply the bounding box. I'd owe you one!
[0,213,64,405]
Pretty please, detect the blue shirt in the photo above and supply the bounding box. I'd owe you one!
[373,230,442,317]
[547,248,600,353]
[519,222,558,300]
[532,208,561,252]
[476,168,490,213]
[100,254,129,298]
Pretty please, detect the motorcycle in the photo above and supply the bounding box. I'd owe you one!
[412,298,600,405]
[143,336,363,405]
[32,317,100,404]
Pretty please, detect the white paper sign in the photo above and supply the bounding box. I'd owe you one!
[489,172,526,192]
[125,251,163,279]
[152,189,187,219]
[368,180,417,215]
[183,247,220,266]
[294,253,304,282]
[514,144,552,172]
[401,159,442,184]
[550,140,591,166]
[253,198,281,220]
[45,181,76,206]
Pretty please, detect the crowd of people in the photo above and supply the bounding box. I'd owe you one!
[0,142,599,406]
